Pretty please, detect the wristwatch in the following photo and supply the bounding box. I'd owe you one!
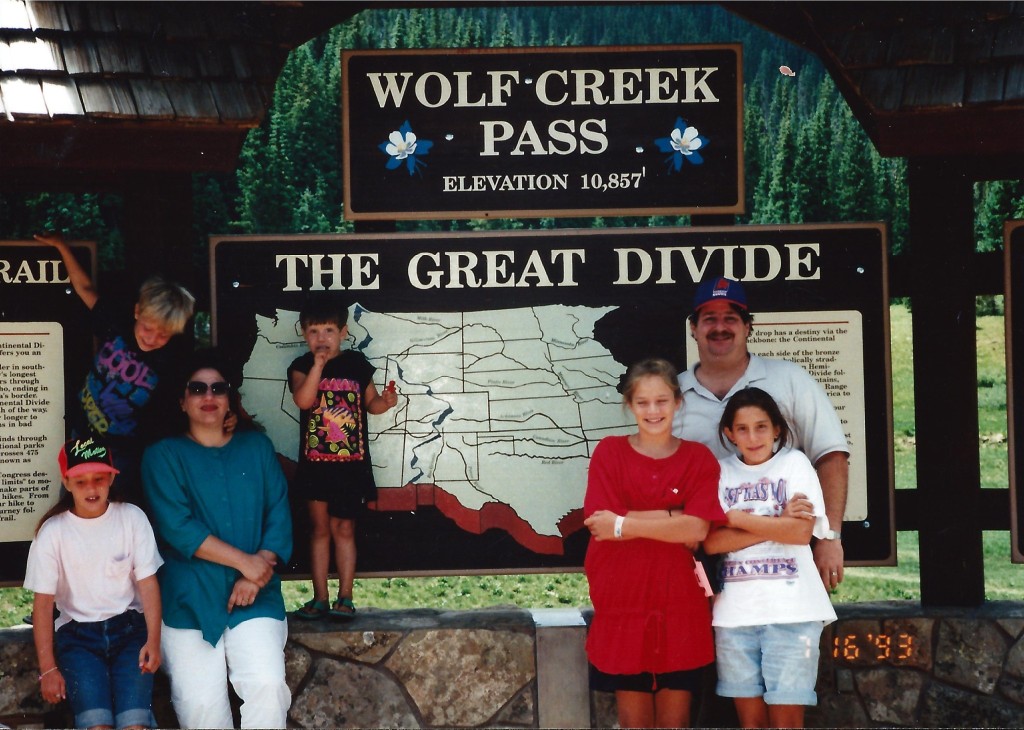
[823,529,842,541]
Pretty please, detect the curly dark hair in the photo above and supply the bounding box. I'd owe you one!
[173,348,257,434]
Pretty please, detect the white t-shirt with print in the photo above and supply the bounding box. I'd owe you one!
[712,447,837,628]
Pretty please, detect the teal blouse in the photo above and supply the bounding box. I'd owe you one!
[142,430,293,645]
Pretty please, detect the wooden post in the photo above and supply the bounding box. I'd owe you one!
[908,157,985,606]
[120,172,199,305]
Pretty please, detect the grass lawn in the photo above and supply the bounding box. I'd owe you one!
[2,303,1022,626]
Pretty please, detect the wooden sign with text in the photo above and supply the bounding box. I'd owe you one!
[212,224,892,575]
[0,241,95,584]
[342,46,743,220]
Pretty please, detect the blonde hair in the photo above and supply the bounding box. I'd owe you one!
[620,358,682,404]
[136,276,195,334]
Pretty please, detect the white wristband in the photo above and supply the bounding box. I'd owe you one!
[613,514,625,539]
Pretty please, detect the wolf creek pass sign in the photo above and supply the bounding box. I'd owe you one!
[342,45,743,220]
[212,225,892,575]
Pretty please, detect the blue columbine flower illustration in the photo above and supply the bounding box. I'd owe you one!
[654,117,707,172]
[379,120,433,176]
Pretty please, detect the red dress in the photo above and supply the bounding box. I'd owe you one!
[584,436,724,675]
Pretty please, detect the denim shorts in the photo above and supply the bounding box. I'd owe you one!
[715,622,825,706]
[55,610,155,729]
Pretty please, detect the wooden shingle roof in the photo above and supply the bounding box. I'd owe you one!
[725,1,1024,159]
[0,0,356,185]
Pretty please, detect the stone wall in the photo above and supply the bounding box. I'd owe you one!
[1,601,1022,728]
[810,601,1024,728]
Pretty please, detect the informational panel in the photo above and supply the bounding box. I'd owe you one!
[342,45,743,220]
[0,241,95,584]
[212,224,893,575]
[1004,221,1024,562]
[0,323,65,537]
[688,311,868,520]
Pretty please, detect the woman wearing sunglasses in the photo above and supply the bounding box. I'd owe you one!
[141,348,293,728]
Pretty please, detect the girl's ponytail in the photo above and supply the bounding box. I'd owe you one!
[35,490,74,534]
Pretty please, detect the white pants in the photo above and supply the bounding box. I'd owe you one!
[161,617,290,729]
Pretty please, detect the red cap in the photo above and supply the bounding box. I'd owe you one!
[58,437,119,479]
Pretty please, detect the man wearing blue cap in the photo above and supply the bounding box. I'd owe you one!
[673,276,849,590]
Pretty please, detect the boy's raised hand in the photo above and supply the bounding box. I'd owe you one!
[33,231,99,308]
[34,232,67,249]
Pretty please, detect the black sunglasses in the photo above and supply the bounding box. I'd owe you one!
[186,381,230,396]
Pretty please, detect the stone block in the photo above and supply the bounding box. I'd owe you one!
[854,666,925,724]
[0,636,45,716]
[1005,632,1024,678]
[920,682,1023,728]
[536,625,588,728]
[386,628,535,727]
[934,619,1007,694]
[808,689,870,728]
[834,668,855,693]
[289,657,418,728]
[290,628,402,663]
[997,671,1024,705]
[882,616,934,669]
[590,690,618,729]
[997,619,1024,640]
[284,643,312,693]
[830,619,882,668]
[491,685,535,726]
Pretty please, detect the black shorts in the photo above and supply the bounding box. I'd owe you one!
[293,470,373,520]
[590,663,706,694]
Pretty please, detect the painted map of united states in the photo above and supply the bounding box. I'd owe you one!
[239,304,632,554]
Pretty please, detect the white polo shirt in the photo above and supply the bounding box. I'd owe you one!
[673,354,849,464]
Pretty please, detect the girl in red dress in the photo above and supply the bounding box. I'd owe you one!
[584,358,724,728]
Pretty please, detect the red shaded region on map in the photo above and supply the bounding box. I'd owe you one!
[372,483,583,555]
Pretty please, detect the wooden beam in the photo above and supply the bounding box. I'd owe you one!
[895,489,1011,531]
[0,122,251,176]
[908,157,985,607]
[120,171,201,307]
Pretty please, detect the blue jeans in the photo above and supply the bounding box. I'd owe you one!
[55,610,155,729]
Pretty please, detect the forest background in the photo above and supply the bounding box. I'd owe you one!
[1,3,1022,621]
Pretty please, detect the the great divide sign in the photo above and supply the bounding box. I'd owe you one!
[212,224,893,576]
[0,241,95,585]
[1004,221,1024,561]
[342,45,743,220]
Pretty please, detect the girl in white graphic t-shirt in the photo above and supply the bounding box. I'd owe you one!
[703,387,836,729]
